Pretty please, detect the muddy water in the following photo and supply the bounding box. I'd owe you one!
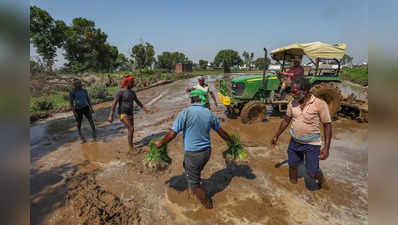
[30,74,368,225]
[337,81,368,100]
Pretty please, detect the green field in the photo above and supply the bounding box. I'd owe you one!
[340,67,368,86]
[30,69,235,114]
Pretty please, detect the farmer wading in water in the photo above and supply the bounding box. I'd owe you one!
[69,79,96,143]
[108,75,147,149]
[271,77,332,190]
[155,89,235,209]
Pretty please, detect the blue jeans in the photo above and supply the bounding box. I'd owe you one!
[287,138,321,175]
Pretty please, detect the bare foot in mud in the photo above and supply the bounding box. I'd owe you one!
[193,187,213,209]
[187,188,195,200]
[127,145,144,156]
[315,173,324,187]
[92,131,97,141]
[80,136,86,144]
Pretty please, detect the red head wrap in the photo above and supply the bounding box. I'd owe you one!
[121,75,134,88]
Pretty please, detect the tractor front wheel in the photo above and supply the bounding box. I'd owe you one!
[240,101,267,123]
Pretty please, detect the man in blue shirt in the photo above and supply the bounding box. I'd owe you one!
[155,89,235,209]
[69,79,96,142]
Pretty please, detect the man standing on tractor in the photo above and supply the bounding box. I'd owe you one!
[186,76,218,109]
[155,89,235,209]
[277,57,304,98]
[69,79,96,143]
[108,75,147,150]
[271,77,332,190]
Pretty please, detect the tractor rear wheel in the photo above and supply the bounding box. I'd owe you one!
[310,82,343,119]
[240,101,267,123]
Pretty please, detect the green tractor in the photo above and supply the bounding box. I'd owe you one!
[218,42,347,123]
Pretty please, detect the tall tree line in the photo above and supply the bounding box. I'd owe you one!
[30,6,137,74]
[33,6,269,74]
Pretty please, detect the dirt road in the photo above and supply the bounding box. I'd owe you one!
[30,74,368,225]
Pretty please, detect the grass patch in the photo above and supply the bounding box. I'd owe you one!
[30,93,69,113]
[340,67,368,86]
[107,86,120,97]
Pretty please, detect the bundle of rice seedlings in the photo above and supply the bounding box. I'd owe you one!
[144,137,172,171]
[222,134,247,162]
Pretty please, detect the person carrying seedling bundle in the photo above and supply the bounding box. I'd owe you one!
[155,89,235,209]
[108,75,148,150]
[271,77,332,191]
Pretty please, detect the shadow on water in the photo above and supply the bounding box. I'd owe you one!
[30,118,124,163]
[134,131,168,147]
[165,163,256,198]
[30,105,156,163]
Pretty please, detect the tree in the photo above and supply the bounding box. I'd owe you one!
[171,52,189,64]
[63,17,118,73]
[341,54,354,66]
[131,42,155,70]
[157,51,174,71]
[214,49,243,73]
[157,51,190,71]
[242,51,254,70]
[30,6,67,73]
[199,59,208,70]
[113,53,130,71]
[254,57,271,70]
[30,58,46,75]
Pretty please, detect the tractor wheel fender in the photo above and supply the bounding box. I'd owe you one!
[310,82,343,119]
[240,101,267,124]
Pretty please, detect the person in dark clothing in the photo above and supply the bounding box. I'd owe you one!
[155,89,235,209]
[69,79,96,142]
[108,76,147,149]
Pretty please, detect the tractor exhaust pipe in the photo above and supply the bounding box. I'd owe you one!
[262,48,268,89]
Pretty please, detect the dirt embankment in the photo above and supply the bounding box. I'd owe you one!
[65,172,141,225]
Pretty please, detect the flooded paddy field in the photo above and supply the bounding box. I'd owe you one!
[30,74,368,225]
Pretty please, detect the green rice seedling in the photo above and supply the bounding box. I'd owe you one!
[223,134,247,161]
[144,137,172,170]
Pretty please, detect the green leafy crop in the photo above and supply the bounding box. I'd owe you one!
[223,134,247,160]
[144,137,172,164]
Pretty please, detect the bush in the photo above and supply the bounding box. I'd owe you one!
[31,97,54,112]
[63,92,70,101]
[140,68,155,74]
[88,83,108,100]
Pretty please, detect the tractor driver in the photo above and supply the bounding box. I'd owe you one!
[277,57,304,97]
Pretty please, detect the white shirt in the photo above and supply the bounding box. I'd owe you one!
[194,84,209,94]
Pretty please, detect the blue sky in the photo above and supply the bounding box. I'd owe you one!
[30,0,368,66]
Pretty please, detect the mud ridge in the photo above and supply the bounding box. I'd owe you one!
[65,172,141,225]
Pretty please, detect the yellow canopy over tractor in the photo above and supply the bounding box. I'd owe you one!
[271,42,347,61]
